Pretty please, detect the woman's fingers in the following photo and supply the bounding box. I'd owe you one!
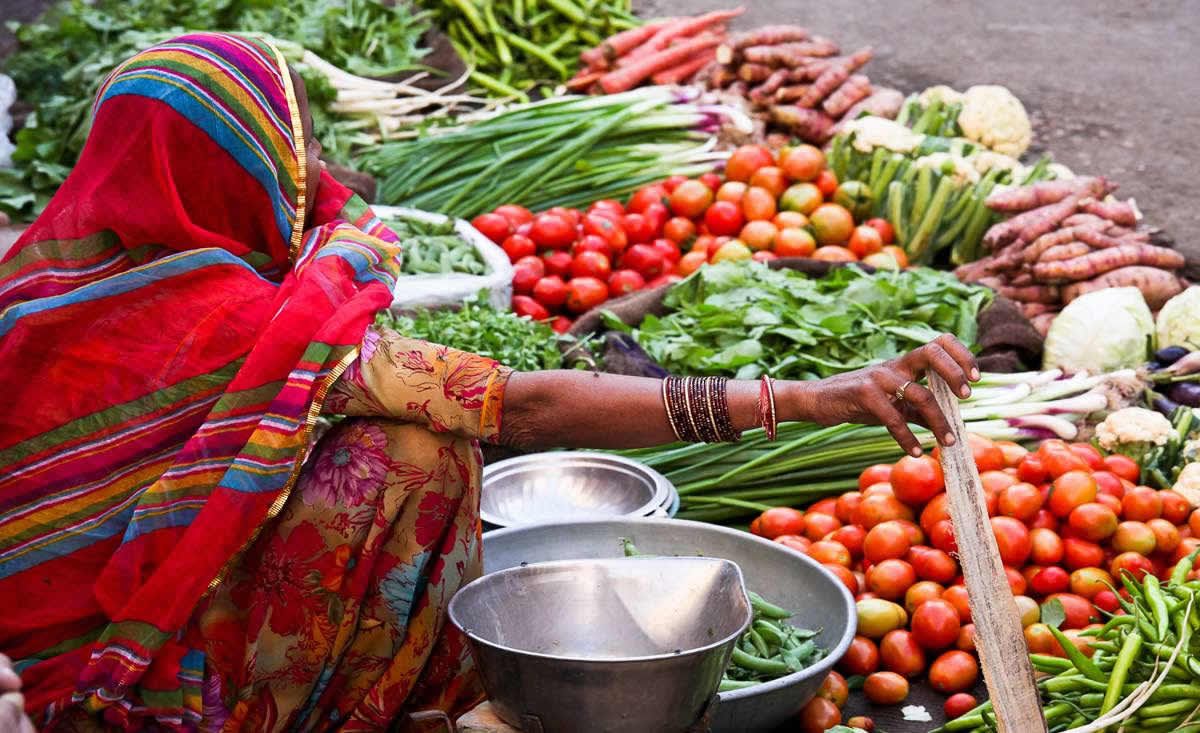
[864,390,922,457]
[935,333,981,382]
[0,655,18,692]
[906,339,973,400]
[0,691,31,733]
[901,382,955,446]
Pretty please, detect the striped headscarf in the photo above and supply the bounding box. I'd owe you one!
[0,33,402,728]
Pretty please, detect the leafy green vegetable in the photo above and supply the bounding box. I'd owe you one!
[374,290,582,372]
[628,261,991,380]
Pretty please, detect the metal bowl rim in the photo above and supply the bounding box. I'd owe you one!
[480,452,672,527]
[448,555,752,665]
[480,517,857,701]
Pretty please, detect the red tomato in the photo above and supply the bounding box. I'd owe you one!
[1024,622,1059,655]
[867,559,917,600]
[998,482,1043,521]
[626,184,668,214]
[816,671,850,708]
[742,186,778,222]
[1112,520,1156,555]
[1048,470,1098,518]
[650,238,681,266]
[716,180,748,204]
[864,521,912,564]
[641,201,669,236]
[502,234,536,262]
[991,516,1031,566]
[1029,509,1059,532]
[663,217,697,245]
[930,519,958,555]
[911,599,961,650]
[1005,566,1027,595]
[1111,551,1156,582]
[833,526,867,561]
[574,234,612,259]
[1047,592,1097,629]
[891,455,945,507]
[756,507,805,539]
[1093,470,1125,498]
[880,630,926,677]
[725,144,776,183]
[1062,537,1105,570]
[855,494,916,529]
[894,519,925,545]
[810,498,839,516]
[1069,443,1104,470]
[669,180,714,218]
[920,493,951,535]
[1017,454,1049,485]
[550,315,571,334]
[996,440,1030,468]
[749,166,789,198]
[696,171,722,191]
[809,540,852,568]
[1160,490,1190,524]
[621,213,654,244]
[865,217,895,244]
[929,650,979,694]
[910,547,958,584]
[863,482,894,497]
[564,277,608,313]
[1039,442,1090,478]
[570,250,611,281]
[965,433,1006,472]
[607,269,645,298]
[1068,502,1119,542]
[646,273,684,289]
[847,225,884,258]
[859,464,894,491]
[582,213,627,252]
[815,169,839,198]
[774,535,811,554]
[542,250,572,278]
[1093,590,1121,613]
[1030,528,1065,566]
[942,585,972,623]
[944,693,978,720]
[824,563,859,594]
[1069,567,1114,600]
[493,204,533,227]
[587,200,624,218]
[511,256,545,294]
[980,470,1019,494]
[472,212,512,244]
[619,243,666,280]
[1123,486,1163,521]
[805,512,842,542]
[838,635,880,676]
[532,275,568,307]
[835,492,864,524]
[1103,454,1141,483]
[904,580,945,614]
[529,212,576,249]
[797,697,841,733]
[956,624,977,652]
[661,175,688,193]
[863,671,909,705]
[703,200,744,236]
[1030,566,1071,596]
[511,295,549,320]
[779,144,825,182]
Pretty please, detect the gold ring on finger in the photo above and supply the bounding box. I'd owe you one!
[895,381,912,402]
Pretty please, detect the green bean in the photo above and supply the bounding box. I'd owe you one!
[542,0,586,22]
[1098,614,1136,637]
[500,29,569,79]
[621,538,639,557]
[718,679,759,692]
[748,591,793,620]
[729,647,790,675]
[748,629,770,658]
[753,620,785,647]
[1137,714,1187,728]
[1137,698,1199,718]
[467,70,528,101]
[1102,629,1142,717]
[446,0,489,35]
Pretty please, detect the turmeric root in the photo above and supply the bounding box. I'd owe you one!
[822,74,872,117]
[1063,266,1185,309]
[1037,241,1092,263]
[984,177,1113,213]
[716,25,812,64]
[1079,198,1138,226]
[1034,244,1185,284]
[742,39,840,66]
[768,106,835,143]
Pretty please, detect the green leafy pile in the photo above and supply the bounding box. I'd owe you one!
[623,261,992,380]
[375,291,574,372]
[1,0,430,220]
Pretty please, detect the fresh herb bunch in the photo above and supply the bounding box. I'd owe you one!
[374,291,576,372]
[618,261,992,381]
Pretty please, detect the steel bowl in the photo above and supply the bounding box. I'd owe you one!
[449,556,751,733]
[482,518,857,732]
[481,452,672,528]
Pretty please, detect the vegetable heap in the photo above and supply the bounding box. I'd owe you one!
[379,210,491,276]
[619,538,828,692]
[625,260,991,380]
[1096,406,1198,491]
[374,291,578,371]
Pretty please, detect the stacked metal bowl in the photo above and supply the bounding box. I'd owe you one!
[481,452,679,529]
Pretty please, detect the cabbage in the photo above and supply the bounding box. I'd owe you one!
[1043,287,1154,374]
[1157,286,1200,351]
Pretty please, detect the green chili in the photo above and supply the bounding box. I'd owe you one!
[1145,575,1172,641]
[1172,545,1200,585]
[1047,625,1106,682]
[1101,629,1142,717]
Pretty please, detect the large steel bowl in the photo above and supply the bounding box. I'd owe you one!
[482,518,857,732]
[481,452,673,528]
[449,556,751,733]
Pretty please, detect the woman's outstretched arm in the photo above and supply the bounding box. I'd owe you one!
[499,334,979,456]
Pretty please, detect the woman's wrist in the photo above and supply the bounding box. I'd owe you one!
[773,378,821,426]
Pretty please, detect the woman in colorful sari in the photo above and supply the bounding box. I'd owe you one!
[0,33,978,732]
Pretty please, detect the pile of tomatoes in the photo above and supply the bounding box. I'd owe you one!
[750,435,1199,725]
[471,143,907,331]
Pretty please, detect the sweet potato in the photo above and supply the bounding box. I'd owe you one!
[738,63,774,82]
[1031,313,1057,339]
[710,66,737,88]
[768,106,835,143]
[742,39,840,66]
[822,74,872,117]
[831,88,905,132]
[796,47,871,108]
[1079,198,1138,226]
[1033,244,1185,284]
[1063,266,1186,309]
[1037,241,1092,263]
[1021,302,1056,319]
[997,284,1062,304]
[1023,222,1108,262]
[1074,227,1135,251]
[774,84,811,103]
[984,177,1112,213]
[983,194,1082,250]
[1062,213,1109,228]
[716,25,811,64]
[1010,272,1034,287]
[1118,231,1151,244]
[748,68,790,104]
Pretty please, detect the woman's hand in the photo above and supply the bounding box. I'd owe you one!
[0,654,35,733]
[785,334,980,456]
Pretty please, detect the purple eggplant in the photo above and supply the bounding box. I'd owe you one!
[1167,381,1200,408]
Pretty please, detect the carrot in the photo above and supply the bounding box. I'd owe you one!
[651,50,717,85]
[774,84,811,103]
[581,22,673,70]
[1079,198,1138,226]
[738,63,774,82]
[1037,241,1092,263]
[984,177,1113,213]
[768,105,835,143]
[1033,244,1185,284]
[1063,266,1186,309]
[742,39,840,66]
[822,74,872,117]
[748,68,790,104]
[599,34,723,94]
[983,194,1082,250]
[797,47,872,108]
[625,8,745,61]
[566,70,605,91]
[716,25,812,64]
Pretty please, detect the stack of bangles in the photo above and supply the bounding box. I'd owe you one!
[661,375,779,443]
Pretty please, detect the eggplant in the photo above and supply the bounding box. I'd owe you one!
[1155,345,1190,365]
[1153,395,1181,417]
[1167,381,1200,408]
[1147,361,1164,372]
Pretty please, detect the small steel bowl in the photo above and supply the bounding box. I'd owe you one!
[481,452,671,528]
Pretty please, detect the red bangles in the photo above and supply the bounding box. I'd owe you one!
[661,376,740,443]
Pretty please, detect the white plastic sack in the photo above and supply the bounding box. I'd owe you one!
[0,74,16,167]
[374,206,513,311]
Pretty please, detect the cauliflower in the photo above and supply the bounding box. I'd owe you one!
[913,152,980,186]
[957,85,1033,158]
[1173,462,1200,508]
[918,85,965,107]
[840,116,924,154]
[967,150,1022,176]
[1095,407,1173,464]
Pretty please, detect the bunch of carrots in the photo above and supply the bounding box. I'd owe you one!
[699,26,896,145]
[956,177,1186,333]
[568,7,745,94]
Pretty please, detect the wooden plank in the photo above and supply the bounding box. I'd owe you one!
[930,373,1046,733]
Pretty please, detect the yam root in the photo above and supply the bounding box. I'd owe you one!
[822,74,872,117]
[796,47,872,108]
[1037,241,1092,263]
[983,194,1083,250]
[1035,245,1186,285]
[774,84,811,103]
[1079,197,1138,226]
[985,177,1113,213]
[716,25,811,64]
[1062,213,1109,228]
[742,39,840,66]
[1063,266,1186,309]
[1031,313,1057,339]
[1010,272,1034,287]
[997,284,1062,304]
[831,88,905,132]
[1023,222,1109,262]
[768,106,835,143]
[738,63,774,82]
[748,68,790,104]
[1118,231,1151,244]
[1074,227,1140,251]
[1021,302,1056,319]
